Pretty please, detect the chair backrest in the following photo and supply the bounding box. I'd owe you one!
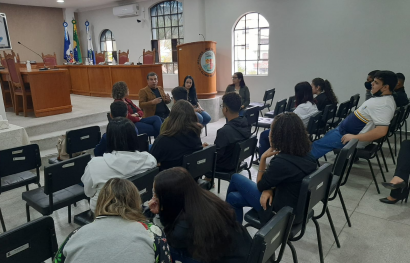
[349,94,360,113]
[335,100,351,119]
[16,53,20,63]
[66,126,101,155]
[182,145,217,180]
[136,133,149,152]
[247,207,294,263]
[262,88,275,104]
[41,53,57,67]
[388,108,402,136]
[306,111,322,141]
[274,98,287,116]
[232,135,258,172]
[3,51,24,90]
[285,96,296,112]
[128,167,159,203]
[143,49,156,65]
[403,103,410,122]
[294,163,333,226]
[321,104,337,123]
[244,106,260,134]
[95,52,106,64]
[0,144,41,184]
[0,216,57,263]
[0,54,7,68]
[118,49,129,64]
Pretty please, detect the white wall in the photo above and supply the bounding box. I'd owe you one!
[205,0,410,105]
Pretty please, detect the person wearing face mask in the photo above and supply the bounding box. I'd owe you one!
[393,73,409,107]
[365,70,380,100]
[310,70,397,159]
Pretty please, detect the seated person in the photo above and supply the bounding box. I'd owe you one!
[112,81,162,138]
[213,92,251,171]
[226,112,317,224]
[160,86,189,133]
[150,100,203,171]
[55,178,171,263]
[225,72,250,116]
[94,101,138,157]
[82,117,157,212]
[393,73,409,107]
[364,70,380,100]
[311,70,397,160]
[311,78,339,111]
[257,81,319,162]
[380,140,410,204]
[184,75,212,125]
[138,72,171,121]
[148,167,252,263]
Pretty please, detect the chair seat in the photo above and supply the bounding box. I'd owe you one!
[22,185,86,216]
[264,111,275,118]
[74,210,94,226]
[244,208,263,229]
[256,117,274,128]
[249,102,270,110]
[1,171,38,192]
[48,157,60,164]
[354,144,378,159]
[214,162,248,181]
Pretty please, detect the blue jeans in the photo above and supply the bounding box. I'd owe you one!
[310,126,345,159]
[196,111,212,125]
[226,173,262,223]
[135,116,162,138]
[259,129,270,160]
[239,109,245,116]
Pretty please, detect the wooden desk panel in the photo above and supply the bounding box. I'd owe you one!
[88,67,112,97]
[68,67,90,96]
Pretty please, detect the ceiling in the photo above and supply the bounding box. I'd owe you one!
[0,0,149,11]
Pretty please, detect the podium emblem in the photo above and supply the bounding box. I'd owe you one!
[198,49,216,76]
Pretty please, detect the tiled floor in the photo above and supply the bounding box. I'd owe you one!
[1,117,409,263]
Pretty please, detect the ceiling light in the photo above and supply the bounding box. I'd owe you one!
[57,0,64,3]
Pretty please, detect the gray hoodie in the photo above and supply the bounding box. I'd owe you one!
[81,151,157,212]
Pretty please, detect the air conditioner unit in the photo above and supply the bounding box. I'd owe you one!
[113,4,139,17]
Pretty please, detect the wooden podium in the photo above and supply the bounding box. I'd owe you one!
[177,41,217,99]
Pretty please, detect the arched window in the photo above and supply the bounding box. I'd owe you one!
[233,13,269,75]
[100,29,117,64]
[150,0,183,74]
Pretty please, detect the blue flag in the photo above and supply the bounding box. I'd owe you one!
[63,21,73,63]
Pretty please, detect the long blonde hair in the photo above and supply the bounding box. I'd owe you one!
[94,178,146,222]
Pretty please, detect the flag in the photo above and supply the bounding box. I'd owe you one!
[85,21,95,65]
[63,21,74,63]
[72,19,82,63]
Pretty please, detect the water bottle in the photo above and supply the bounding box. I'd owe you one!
[26,61,31,71]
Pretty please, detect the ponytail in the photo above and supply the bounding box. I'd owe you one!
[312,78,338,105]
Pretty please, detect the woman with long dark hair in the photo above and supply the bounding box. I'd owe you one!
[55,178,171,263]
[148,167,252,263]
[150,100,204,171]
[225,72,250,115]
[82,117,157,212]
[228,113,317,223]
[311,78,339,111]
[183,75,212,125]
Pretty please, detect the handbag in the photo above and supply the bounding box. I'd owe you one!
[56,135,83,161]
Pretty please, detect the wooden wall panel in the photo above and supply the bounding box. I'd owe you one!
[88,67,112,97]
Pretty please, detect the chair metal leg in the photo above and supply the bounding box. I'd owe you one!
[218,178,221,194]
[26,204,31,222]
[246,168,252,180]
[312,218,325,263]
[323,154,327,161]
[26,185,29,191]
[375,153,386,182]
[379,148,389,173]
[341,151,355,186]
[406,122,408,141]
[68,205,71,223]
[287,241,298,263]
[394,133,397,156]
[367,159,380,194]
[386,138,396,165]
[326,207,341,248]
[37,183,41,188]
[338,190,352,227]
[205,125,208,136]
[73,202,77,207]
[0,208,6,232]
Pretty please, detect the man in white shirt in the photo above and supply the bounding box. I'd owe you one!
[311,70,397,159]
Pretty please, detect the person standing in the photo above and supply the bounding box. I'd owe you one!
[184,75,212,125]
[139,72,171,121]
[225,72,250,116]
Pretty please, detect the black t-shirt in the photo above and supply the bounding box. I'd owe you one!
[315,93,331,111]
[151,88,169,115]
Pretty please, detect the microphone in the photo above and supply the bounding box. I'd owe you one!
[199,34,205,41]
[17,41,48,70]
[137,54,143,65]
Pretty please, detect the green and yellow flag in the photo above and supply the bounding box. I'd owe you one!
[72,19,82,63]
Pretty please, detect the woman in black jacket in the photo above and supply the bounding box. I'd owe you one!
[226,112,317,224]
[148,167,252,263]
[150,100,204,171]
[311,78,338,111]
